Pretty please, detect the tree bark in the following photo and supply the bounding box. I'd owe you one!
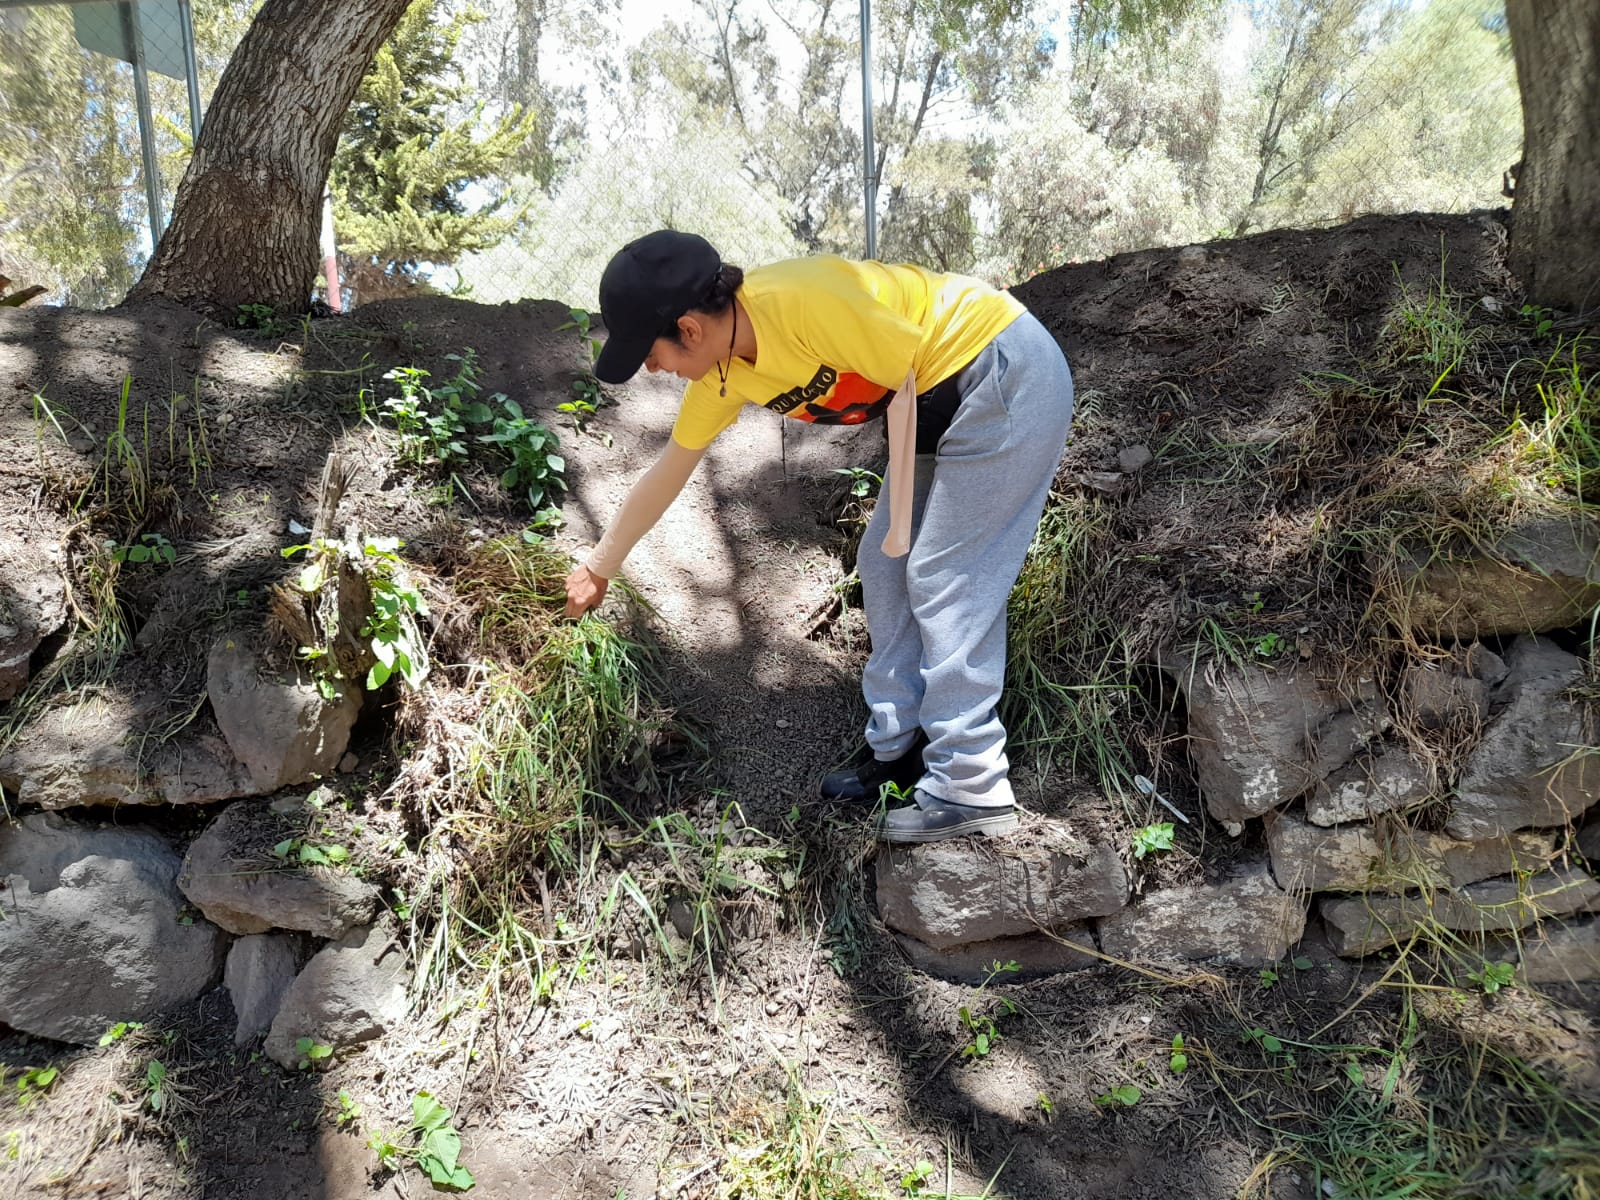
[1505,0,1600,311]
[126,0,412,312]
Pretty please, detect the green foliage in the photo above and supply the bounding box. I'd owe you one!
[331,0,534,295]
[334,1089,362,1127]
[957,959,1020,1061]
[1131,822,1174,859]
[272,837,351,867]
[478,399,566,511]
[293,1038,333,1071]
[1467,961,1515,995]
[1169,1033,1188,1074]
[14,1066,58,1108]
[108,533,175,568]
[368,1091,474,1191]
[379,354,494,471]
[143,1060,168,1112]
[1094,1083,1143,1107]
[236,302,287,334]
[832,466,883,498]
[98,1022,143,1047]
[282,533,430,691]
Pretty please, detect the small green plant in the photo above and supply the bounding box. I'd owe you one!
[1252,631,1286,658]
[1258,968,1280,989]
[557,307,602,364]
[368,1090,474,1190]
[272,837,350,867]
[283,534,430,690]
[15,1066,58,1108]
[1169,1034,1188,1074]
[144,1060,168,1112]
[1131,822,1174,859]
[379,352,494,475]
[1036,1091,1054,1118]
[236,302,282,333]
[479,398,566,510]
[294,1037,333,1071]
[1094,1084,1142,1107]
[333,1089,362,1127]
[958,960,1020,1061]
[98,1021,143,1046]
[1467,960,1516,995]
[1520,303,1555,338]
[108,532,175,567]
[832,465,883,498]
[900,1160,937,1197]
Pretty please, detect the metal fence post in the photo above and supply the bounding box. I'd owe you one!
[122,0,165,243]
[860,0,876,261]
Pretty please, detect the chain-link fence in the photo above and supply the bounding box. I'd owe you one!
[1,0,1521,315]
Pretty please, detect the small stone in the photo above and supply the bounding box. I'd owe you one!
[1176,245,1207,269]
[1117,445,1154,474]
[338,752,359,774]
[1078,470,1130,497]
[1097,859,1306,967]
[775,719,790,729]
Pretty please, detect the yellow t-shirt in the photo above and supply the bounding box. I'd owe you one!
[670,256,1025,450]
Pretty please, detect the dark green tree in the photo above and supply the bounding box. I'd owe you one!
[330,0,535,300]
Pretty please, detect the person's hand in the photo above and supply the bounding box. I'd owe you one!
[564,563,609,618]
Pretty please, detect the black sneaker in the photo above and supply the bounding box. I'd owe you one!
[876,792,1018,843]
[818,732,927,803]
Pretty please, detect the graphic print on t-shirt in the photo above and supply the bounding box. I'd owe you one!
[764,365,892,426]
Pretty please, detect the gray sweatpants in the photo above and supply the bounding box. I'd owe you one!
[857,311,1074,809]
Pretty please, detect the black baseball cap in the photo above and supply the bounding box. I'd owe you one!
[594,230,722,384]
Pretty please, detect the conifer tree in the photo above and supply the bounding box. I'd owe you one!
[331,0,534,300]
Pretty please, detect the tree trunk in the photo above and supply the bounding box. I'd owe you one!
[126,0,412,313]
[1505,0,1600,311]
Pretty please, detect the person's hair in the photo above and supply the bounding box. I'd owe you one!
[658,264,744,343]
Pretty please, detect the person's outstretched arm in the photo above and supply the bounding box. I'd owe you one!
[564,437,709,616]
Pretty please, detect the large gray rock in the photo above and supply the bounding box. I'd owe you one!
[1097,859,1307,967]
[1176,661,1384,823]
[1266,808,1557,893]
[1305,750,1433,827]
[208,634,362,793]
[875,828,1129,951]
[1399,644,1505,731]
[1389,515,1600,639]
[1447,637,1598,840]
[0,546,66,702]
[1321,867,1600,955]
[893,927,1098,984]
[225,934,302,1046]
[0,813,227,1043]
[1513,918,1600,984]
[179,800,379,938]
[0,694,254,808]
[264,922,408,1068]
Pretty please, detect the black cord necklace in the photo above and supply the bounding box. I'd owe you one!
[716,305,738,398]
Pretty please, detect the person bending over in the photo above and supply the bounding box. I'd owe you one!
[564,230,1074,844]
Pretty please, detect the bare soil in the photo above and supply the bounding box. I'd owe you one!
[1,210,1596,1200]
